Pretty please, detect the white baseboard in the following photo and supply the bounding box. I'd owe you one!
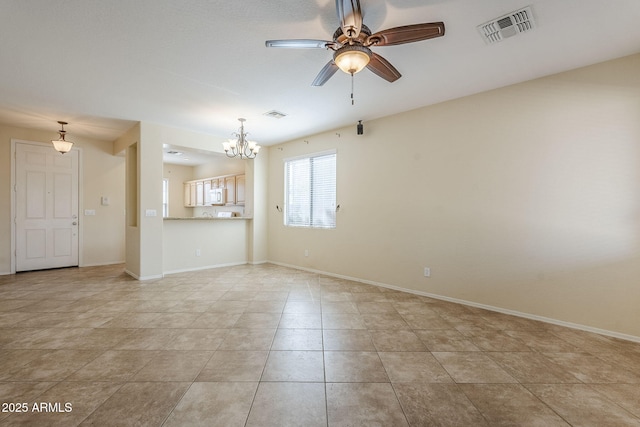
[0,261,124,276]
[124,269,163,281]
[80,260,125,268]
[269,261,640,344]
[163,261,248,276]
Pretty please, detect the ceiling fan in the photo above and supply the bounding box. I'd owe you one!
[265,0,445,86]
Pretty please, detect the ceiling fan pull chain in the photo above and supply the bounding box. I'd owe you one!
[351,72,355,105]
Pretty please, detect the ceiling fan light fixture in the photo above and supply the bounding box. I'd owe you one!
[334,45,371,75]
[51,121,74,154]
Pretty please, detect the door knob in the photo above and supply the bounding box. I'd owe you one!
[72,221,78,225]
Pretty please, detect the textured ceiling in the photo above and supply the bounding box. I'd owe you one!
[1,0,640,146]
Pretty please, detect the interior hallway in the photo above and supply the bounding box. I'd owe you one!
[0,264,639,426]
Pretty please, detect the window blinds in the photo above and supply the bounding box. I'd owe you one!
[284,151,336,228]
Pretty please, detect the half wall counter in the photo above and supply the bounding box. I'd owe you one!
[163,216,251,274]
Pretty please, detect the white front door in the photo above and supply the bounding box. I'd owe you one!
[15,142,79,271]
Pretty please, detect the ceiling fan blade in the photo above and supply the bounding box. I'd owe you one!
[336,0,363,39]
[312,60,339,86]
[265,39,333,49]
[366,53,402,83]
[366,22,445,46]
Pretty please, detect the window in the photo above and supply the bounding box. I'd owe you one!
[284,150,336,228]
[162,178,169,217]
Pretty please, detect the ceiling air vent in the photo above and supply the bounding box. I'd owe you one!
[263,110,287,119]
[478,6,536,45]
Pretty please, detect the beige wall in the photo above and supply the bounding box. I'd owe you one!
[115,124,142,278]
[0,124,126,273]
[136,123,167,279]
[193,155,244,178]
[247,150,269,264]
[163,219,249,273]
[267,53,640,339]
[163,163,193,218]
[78,138,126,266]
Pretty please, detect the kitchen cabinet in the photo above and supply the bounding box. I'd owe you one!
[183,183,192,207]
[235,174,245,205]
[184,173,245,207]
[224,176,236,205]
[195,181,204,206]
[190,182,197,207]
[203,179,213,205]
[183,182,198,207]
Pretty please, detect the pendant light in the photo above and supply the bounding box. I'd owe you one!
[51,121,74,154]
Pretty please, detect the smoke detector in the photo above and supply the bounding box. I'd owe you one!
[478,6,536,45]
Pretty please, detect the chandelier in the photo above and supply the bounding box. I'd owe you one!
[222,118,261,159]
[51,121,74,154]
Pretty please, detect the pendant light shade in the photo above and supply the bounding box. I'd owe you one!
[51,121,74,154]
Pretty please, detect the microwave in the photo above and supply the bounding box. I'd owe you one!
[209,188,226,205]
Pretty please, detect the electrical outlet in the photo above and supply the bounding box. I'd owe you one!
[424,267,431,277]
[304,249,309,257]
[196,249,201,257]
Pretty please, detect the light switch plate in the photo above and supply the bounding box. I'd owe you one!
[84,209,96,216]
[145,209,157,217]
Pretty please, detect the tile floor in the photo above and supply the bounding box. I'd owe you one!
[0,263,639,426]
